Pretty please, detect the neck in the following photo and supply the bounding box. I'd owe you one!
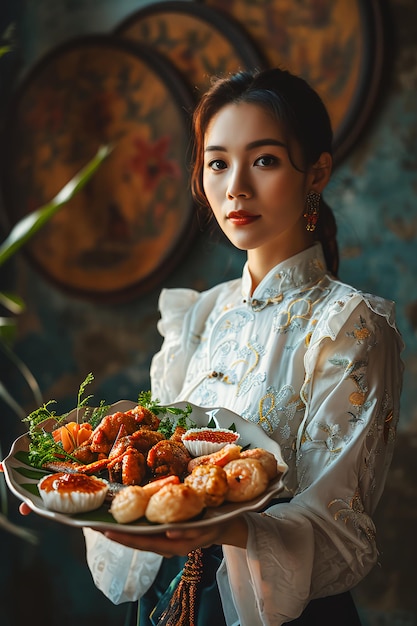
[247,239,314,294]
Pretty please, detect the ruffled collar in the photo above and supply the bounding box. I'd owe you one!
[241,242,327,310]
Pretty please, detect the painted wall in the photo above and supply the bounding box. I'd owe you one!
[0,1,416,625]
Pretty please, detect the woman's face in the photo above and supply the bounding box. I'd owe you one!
[202,102,316,271]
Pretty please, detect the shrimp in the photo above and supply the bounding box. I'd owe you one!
[121,448,146,486]
[90,406,159,456]
[109,475,180,524]
[147,440,191,478]
[240,448,280,480]
[109,485,149,524]
[187,443,241,472]
[224,458,269,502]
[146,483,205,524]
[184,464,228,507]
[107,447,146,485]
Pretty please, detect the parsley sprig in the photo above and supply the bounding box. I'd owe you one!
[22,373,106,468]
[138,391,196,438]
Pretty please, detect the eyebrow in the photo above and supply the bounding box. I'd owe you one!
[205,138,287,152]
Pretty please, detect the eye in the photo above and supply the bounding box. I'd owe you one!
[208,159,227,171]
[254,155,278,167]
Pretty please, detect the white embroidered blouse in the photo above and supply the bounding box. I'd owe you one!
[84,243,404,626]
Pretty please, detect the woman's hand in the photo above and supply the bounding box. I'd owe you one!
[103,514,248,558]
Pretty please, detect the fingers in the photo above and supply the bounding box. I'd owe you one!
[103,529,202,557]
[19,503,32,516]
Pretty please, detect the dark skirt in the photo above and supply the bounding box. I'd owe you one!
[123,545,362,626]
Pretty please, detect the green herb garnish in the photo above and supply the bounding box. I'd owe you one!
[22,373,103,468]
[138,390,196,438]
[207,416,236,432]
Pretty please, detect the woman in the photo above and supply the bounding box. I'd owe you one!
[84,68,404,625]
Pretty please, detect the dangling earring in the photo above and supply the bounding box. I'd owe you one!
[304,191,320,232]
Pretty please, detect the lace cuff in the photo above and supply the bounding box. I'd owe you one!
[83,528,162,604]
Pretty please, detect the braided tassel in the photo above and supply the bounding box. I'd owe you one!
[157,548,204,626]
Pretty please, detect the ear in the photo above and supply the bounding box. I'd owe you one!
[309,152,332,193]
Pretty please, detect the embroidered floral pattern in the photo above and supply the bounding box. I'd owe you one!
[328,489,376,542]
[347,314,371,344]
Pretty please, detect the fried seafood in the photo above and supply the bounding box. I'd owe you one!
[145,483,205,524]
[187,443,242,473]
[40,401,283,525]
[110,485,150,523]
[240,447,280,480]
[90,407,159,455]
[110,475,180,523]
[129,429,165,454]
[147,440,191,478]
[184,464,228,507]
[224,458,269,502]
[127,405,161,430]
[71,441,97,464]
[108,447,146,486]
[169,425,187,443]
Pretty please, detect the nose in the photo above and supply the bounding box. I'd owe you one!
[226,167,252,199]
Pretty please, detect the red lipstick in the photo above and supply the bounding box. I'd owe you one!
[227,210,260,226]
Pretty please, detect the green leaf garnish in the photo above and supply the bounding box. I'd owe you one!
[137,391,196,438]
[206,416,236,431]
[77,372,94,409]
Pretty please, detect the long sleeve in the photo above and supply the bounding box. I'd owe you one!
[83,528,163,604]
[219,297,403,625]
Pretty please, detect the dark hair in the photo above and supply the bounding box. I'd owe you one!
[191,68,339,276]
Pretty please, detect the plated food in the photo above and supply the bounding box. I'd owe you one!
[2,400,287,534]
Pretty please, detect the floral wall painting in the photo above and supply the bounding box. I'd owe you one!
[0,0,385,300]
[203,0,384,164]
[1,36,195,301]
[114,1,265,96]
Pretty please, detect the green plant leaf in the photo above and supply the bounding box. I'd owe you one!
[0,380,26,418]
[0,144,112,268]
[0,45,12,58]
[0,316,17,344]
[0,292,25,314]
[0,341,43,410]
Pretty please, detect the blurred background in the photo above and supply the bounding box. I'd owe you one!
[0,1,416,625]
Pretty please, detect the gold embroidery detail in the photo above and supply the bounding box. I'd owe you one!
[258,392,275,432]
[275,284,328,331]
[354,327,370,341]
[328,489,376,542]
[383,409,394,444]
[349,391,366,407]
[347,315,371,344]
